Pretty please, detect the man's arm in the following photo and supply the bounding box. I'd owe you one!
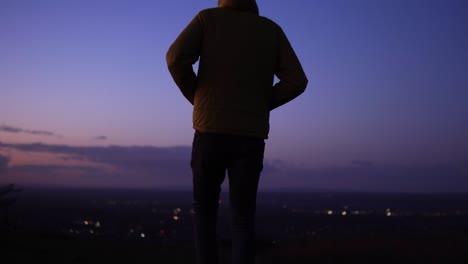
[166,14,203,105]
[270,27,308,110]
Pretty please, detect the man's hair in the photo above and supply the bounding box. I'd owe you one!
[218,0,259,15]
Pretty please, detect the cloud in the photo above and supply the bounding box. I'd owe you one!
[1,142,467,192]
[262,161,468,192]
[61,155,87,161]
[351,160,373,167]
[0,142,191,171]
[11,164,103,176]
[0,142,192,189]
[0,154,10,174]
[0,124,56,137]
[8,164,120,188]
[93,136,107,140]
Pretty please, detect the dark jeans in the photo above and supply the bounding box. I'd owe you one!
[191,130,265,264]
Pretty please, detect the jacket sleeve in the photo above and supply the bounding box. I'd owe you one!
[270,27,308,110]
[166,14,203,105]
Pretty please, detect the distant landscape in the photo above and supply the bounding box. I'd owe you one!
[2,186,468,263]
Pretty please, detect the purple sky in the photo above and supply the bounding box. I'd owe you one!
[1,0,467,192]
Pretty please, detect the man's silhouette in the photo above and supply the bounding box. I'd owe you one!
[167,1,307,263]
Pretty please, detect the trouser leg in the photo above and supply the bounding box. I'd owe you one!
[191,132,226,264]
[228,138,265,264]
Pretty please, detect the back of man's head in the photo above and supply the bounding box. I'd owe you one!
[218,0,259,15]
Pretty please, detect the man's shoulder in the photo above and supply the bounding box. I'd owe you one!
[257,15,281,30]
[197,7,218,17]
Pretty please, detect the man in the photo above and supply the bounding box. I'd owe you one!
[166,0,307,263]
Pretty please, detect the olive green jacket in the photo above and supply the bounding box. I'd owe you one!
[166,0,308,139]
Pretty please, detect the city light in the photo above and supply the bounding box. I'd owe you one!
[386,208,392,217]
[55,192,468,243]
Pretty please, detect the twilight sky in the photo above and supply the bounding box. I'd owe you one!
[1,0,467,192]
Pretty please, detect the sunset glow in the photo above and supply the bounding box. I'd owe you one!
[1,0,467,191]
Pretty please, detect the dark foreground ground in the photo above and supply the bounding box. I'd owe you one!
[3,231,468,264]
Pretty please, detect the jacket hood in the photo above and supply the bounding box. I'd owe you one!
[218,0,259,15]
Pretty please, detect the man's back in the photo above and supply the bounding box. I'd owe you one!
[166,0,308,139]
